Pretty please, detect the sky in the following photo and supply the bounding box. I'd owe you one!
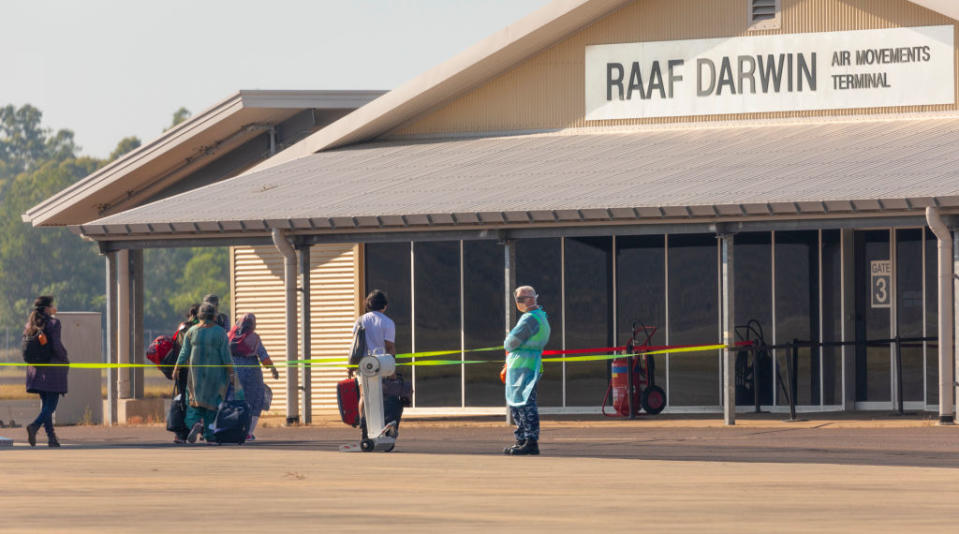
[2,0,552,159]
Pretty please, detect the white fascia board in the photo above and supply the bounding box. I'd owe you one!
[22,93,246,225]
[237,90,387,110]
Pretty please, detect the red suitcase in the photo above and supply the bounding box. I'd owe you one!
[337,378,360,427]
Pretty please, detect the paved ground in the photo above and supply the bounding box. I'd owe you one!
[2,414,959,532]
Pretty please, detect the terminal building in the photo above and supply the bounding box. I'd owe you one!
[25,0,959,423]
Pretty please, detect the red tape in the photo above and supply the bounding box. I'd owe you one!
[540,340,754,357]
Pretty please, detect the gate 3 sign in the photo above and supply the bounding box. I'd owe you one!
[871,260,892,309]
[585,25,954,121]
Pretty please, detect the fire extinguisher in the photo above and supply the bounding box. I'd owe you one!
[603,357,636,417]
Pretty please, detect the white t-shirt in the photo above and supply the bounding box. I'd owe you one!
[353,311,396,355]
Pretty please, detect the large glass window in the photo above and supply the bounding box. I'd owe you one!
[413,241,461,406]
[897,229,925,403]
[668,234,719,406]
[925,229,938,406]
[821,230,842,406]
[516,238,563,407]
[464,241,505,406]
[364,243,412,357]
[616,236,666,389]
[855,230,891,403]
[775,231,820,405]
[734,232,772,406]
[564,237,613,406]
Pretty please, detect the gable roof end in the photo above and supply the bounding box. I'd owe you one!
[249,0,959,174]
[247,0,632,173]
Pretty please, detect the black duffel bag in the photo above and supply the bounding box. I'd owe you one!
[166,381,188,434]
[212,385,251,444]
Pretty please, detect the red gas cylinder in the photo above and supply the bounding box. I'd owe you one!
[610,358,631,416]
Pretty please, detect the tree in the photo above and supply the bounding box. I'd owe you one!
[0,103,230,333]
[0,104,77,195]
[109,136,141,161]
[169,247,230,317]
[167,107,191,131]
[0,157,104,324]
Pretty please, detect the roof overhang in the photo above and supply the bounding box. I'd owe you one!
[23,89,385,227]
[74,113,959,243]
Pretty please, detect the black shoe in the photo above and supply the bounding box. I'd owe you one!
[47,430,60,448]
[26,424,39,447]
[503,439,525,455]
[505,438,538,456]
[186,422,203,444]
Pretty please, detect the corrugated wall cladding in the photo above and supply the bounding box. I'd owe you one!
[389,0,958,137]
[232,244,360,414]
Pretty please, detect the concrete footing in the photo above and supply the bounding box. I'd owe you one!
[106,399,169,424]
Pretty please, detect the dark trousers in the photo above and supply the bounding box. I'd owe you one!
[510,387,539,441]
[31,391,60,435]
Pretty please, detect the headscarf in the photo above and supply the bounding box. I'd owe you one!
[228,313,260,357]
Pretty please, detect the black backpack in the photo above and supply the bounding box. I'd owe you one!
[348,323,367,365]
[22,331,53,364]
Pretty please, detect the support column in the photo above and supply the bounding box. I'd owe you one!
[105,252,118,425]
[132,249,145,400]
[720,233,736,425]
[503,239,516,424]
[272,230,299,425]
[926,207,954,424]
[116,249,131,399]
[298,246,312,425]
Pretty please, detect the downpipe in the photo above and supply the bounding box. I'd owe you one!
[925,207,955,424]
[272,229,300,425]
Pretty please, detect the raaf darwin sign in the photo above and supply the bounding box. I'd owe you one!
[585,25,954,121]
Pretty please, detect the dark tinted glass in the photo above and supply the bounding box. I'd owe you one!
[668,234,719,406]
[855,230,890,402]
[413,241,461,406]
[897,229,924,402]
[821,230,842,406]
[616,235,666,389]
[364,243,411,357]
[564,236,613,406]
[516,238,563,406]
[734,232,773,406]
[925,229,938,406]
[464,240,506,406]
[775,230,820,405]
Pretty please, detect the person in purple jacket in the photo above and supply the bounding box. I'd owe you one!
[24,296,69,447]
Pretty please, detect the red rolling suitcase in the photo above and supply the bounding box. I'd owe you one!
[337,378,360,427]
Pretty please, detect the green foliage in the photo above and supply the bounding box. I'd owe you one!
[0,156,103,325]
[167,107,191,130]
[144,246,230,329]
[109,136,141,161]
[0,104,229,331]
[0,104,77,196]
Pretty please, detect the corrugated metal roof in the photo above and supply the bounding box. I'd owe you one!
[23,90,386,227]
[79,116,959,238]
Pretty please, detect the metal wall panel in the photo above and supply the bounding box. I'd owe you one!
[389,0,957,138]
[232,244,360,414]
